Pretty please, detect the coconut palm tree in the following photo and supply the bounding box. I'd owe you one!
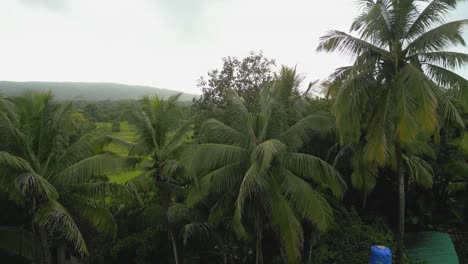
[0,92,131,264]
[331,138,434,209]
[117,94,194,264]
[317,0,468,262]
[188,67,346,263]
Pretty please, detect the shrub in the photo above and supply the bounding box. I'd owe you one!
[309,208,396,264]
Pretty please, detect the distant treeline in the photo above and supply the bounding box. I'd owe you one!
[0,81,197,101]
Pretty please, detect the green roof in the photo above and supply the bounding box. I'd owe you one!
[406,232,459,264]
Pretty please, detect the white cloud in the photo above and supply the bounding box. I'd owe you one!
[0,0,466,94]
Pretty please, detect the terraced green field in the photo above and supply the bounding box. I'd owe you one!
[96,122,142,183]
[96,121,137,142]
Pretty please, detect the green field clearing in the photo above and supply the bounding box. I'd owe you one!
[96,121,137,142]
[96,122,142,183]
[110,170,143,184]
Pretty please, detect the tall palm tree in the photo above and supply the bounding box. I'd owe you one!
[331,138,434,208]
[317,0,468,262]
[188,67,346,263]
[0,92,131,264]
[118,94,194,264]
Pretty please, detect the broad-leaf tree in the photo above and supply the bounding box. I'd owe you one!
[317,0,468,262]
[194,51,276,112]
[189,67,346,263]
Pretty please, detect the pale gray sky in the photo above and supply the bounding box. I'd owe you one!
[1,0,467,94]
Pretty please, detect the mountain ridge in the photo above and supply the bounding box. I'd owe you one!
[0,81,197,101]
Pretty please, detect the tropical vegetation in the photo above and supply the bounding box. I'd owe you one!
[1,1,468,264]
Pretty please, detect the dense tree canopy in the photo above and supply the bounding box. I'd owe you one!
[318,0,468,262]
[1,1,468,264]
[194,51,276,111]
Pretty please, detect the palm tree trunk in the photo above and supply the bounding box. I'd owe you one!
[169,229,180,264]
[395,140,405,264]
[255,212,263,264]
[279,247,288,264]
[255,230,263,264]
[39,227,51,264]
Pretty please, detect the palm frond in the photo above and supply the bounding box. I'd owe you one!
[418,51,468,70]
[445,160,468,181]
[126,169,155,192]
[406,19,468,53]
[350,0,394,45]
[224,90,250,131]
[267,177,303,263]
[278,152,346,198]
[52,153,127,186]
[0,151,33,172]
[197,162,243,195]
[189,144,248,174]
[404,140,436,159]
[279,111,333,151]
[461,133,468,153]
[181,222,214,245]
[351,154,377,196]
[167,203,199,225]
[364,116,393,163]
[425,64,468,111]
[161,159,183,181]
[406,0,460,39]
[199,118,244,145]
[165,119,195,154]
[65,195,117,238]
[235,163,267,221]
[317,30,391,57]
[15,172,58,200]
[56,131,111,170]
[252,139,287,171]
[35,200,88,255]
[435,87,466,128]
[403,155,433,188]
[278,168,333,231]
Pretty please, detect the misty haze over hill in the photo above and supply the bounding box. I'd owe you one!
[0,81,197,101]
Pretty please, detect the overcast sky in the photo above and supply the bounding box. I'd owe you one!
[1,0,467,94]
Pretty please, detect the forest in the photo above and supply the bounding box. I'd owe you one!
[1,0,468,263]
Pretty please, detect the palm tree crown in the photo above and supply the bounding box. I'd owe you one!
[318,0,468,159]
[0,92,130,257]
[317,0,468,262]
[189,67,346,263]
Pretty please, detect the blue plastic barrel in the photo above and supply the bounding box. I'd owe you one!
[369,245,392,264]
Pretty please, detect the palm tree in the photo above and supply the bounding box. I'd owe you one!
[188,67,346,263]
[317,0,468,262]
[0,92,131,264]
[118,94,194,264]
[331,139,434,208]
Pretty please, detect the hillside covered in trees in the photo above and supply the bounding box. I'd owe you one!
[0,81,196,101]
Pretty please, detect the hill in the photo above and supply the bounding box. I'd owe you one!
[0,81,197,101]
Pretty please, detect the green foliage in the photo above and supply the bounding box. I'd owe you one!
[0,227,38,261]
[309,209,396,264]
[1,5,468,261]
[189,67,345,262]
[0,92,134,261]
[194,51,276,111]
[84,199,172,264]
[319,1,468,261]
[112,122,121,132]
